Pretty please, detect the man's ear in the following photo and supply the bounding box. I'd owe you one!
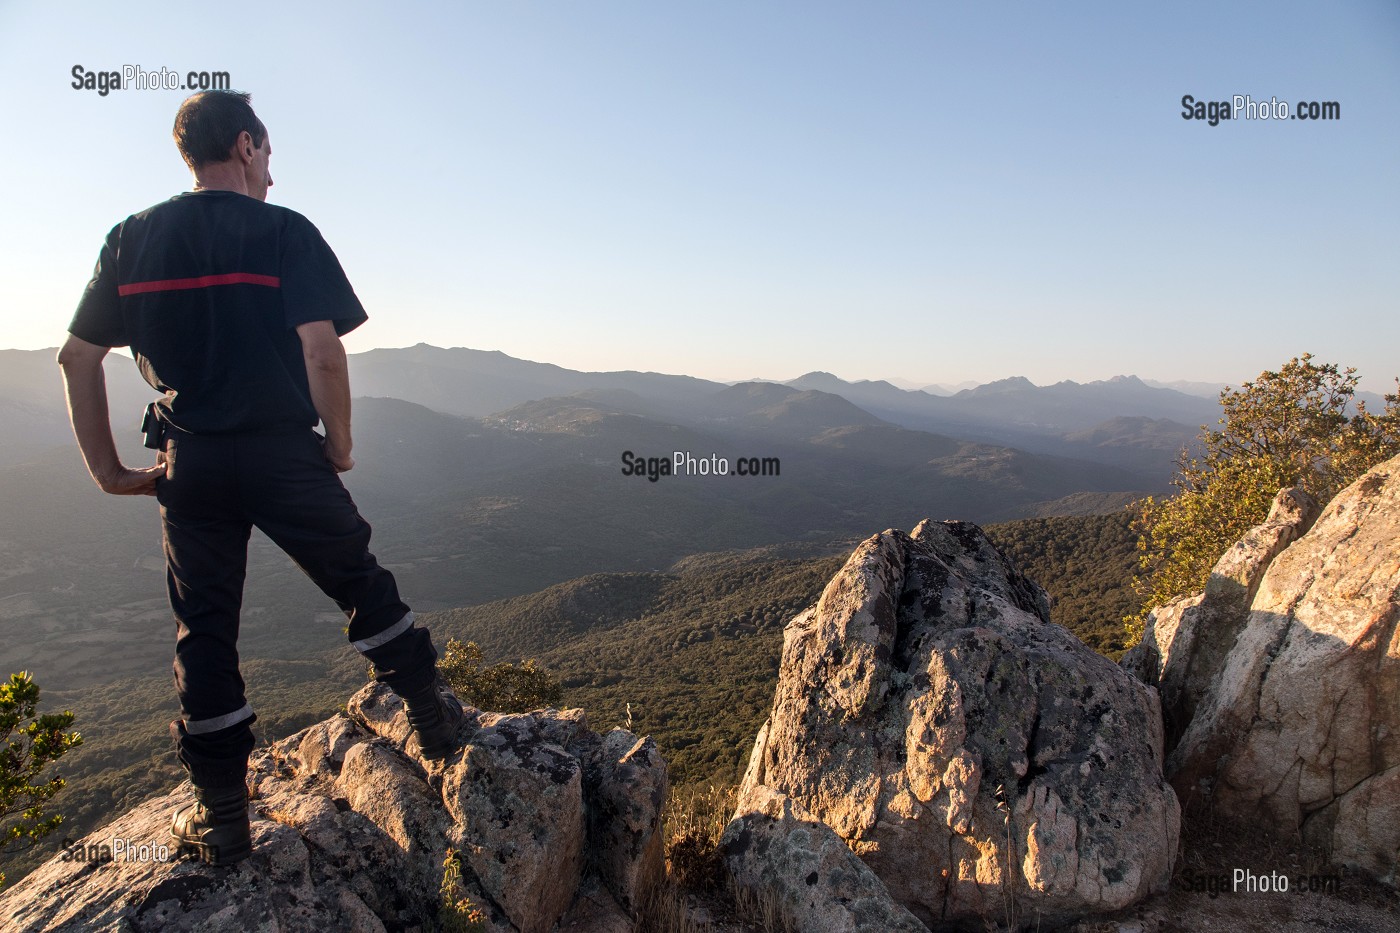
[233,130,254,164]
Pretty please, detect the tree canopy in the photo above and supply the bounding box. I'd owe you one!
[1130,354,1400,634]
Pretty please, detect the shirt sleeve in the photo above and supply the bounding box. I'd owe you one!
[68,228,128,347]
[279,213,368,336]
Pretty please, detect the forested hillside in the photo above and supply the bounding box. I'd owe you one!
[431,550,847,787]
[987,509,1139,657]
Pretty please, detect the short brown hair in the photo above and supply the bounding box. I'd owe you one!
[172,91,267,170]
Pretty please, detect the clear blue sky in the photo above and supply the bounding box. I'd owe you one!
[2,1,1397,391]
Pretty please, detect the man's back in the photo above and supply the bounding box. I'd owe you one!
[70,191,364,436]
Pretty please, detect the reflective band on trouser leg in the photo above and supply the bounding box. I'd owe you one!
[184,703,256,735]
[352,611,415,652]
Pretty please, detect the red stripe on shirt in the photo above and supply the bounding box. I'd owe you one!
[117,273,281,296]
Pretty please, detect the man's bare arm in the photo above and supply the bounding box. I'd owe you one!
[296,320,354,472]
[57,335,164,496]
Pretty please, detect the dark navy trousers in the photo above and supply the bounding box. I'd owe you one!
[156,429,436,785]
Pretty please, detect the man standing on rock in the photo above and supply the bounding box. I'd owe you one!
[57,90,465,866]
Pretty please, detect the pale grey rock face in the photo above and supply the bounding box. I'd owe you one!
[1165,455,1400,886]
[442,713,586,933]
[720,785,928,933]
[1119,591,1202,744]
[732,520,1179,931]
[0,684,667,932]
[586,730,669,915]
[1122,486,1321,750]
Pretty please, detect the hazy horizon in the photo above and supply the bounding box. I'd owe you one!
[7,338,1396,402]
[0,339,1264,397]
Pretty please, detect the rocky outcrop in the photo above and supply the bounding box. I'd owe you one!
[721,786,927,933]
[728,520,1179,931]
[1149,454,1400,886]
[0,684,667,932]
[1122,486,1321,749]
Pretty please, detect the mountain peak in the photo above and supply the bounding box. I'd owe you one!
[787,371,848,389]
[960,376,1037,396]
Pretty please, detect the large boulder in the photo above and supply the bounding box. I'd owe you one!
[0,684,668,932]
[1159,454,1400,885]
[729,520,1179,931]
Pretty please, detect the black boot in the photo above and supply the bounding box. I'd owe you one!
[169,719,254,866]
[171,782,252,865]
[402,680,466,760]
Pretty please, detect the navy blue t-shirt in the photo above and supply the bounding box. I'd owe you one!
[68,189,367,435]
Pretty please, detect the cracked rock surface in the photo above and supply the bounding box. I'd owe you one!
[0,684,667,932]
[1157,453,1400,887]
[720,785,927,933]
[728,519,1179,931]
[1122,486,1321,752]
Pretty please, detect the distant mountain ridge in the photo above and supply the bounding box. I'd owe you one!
[4,344,1215,460]
[780,370,1214,438]
[1141,378,1226,398]
[347,344,1215,481]
[347,345,1217,476]
[1,344,1215,501]
[350,343,726,421]
[774,369,1215,477]
[347,344,1217,435]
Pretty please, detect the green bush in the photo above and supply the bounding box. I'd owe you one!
[438,639,563,713]
[1,672,83,889]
